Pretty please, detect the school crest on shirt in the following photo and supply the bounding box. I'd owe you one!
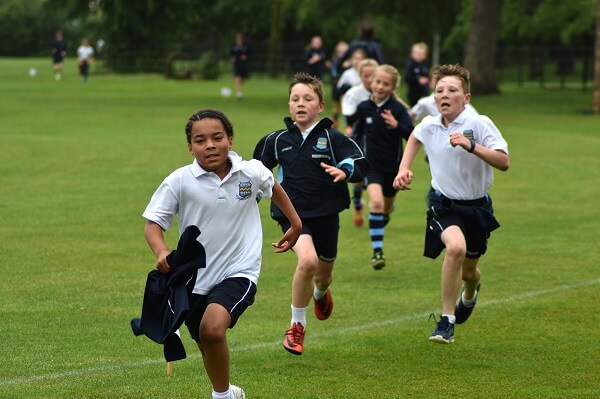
[313,136,329,152]
[462,129,475,140]
[236,181,252,200]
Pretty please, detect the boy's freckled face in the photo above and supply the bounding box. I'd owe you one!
[288,83,324,130]
[188,118,232,172]
[434,76,470,120]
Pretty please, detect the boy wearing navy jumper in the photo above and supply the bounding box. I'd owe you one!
[394,64,510,344]
[254,72,366,355]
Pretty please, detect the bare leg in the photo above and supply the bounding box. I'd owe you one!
[197,303,232,393]
[313,258,334,292]
[440,226,466,315]
[291,234,319,307]
[461,257,481,299]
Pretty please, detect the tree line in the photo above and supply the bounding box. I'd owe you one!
[0,0,596,95]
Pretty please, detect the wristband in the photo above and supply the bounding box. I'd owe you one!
[468,139,476,153]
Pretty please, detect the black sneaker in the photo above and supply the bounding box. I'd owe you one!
[428,314,454,344]
[455,283,480,325]
[371,251,385,270]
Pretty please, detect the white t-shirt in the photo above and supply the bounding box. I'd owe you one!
[341,84,371,116]
[410,93,478,121]
[336,68,361,89]
[413,110,508,200]
[142,152,274,294]
[77,45,94,61]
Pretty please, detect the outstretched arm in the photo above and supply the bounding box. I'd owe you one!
[270,181,302,252]
[393,133,422,190]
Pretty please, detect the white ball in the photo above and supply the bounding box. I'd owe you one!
[220,87,232,98]
[28,67,37,77]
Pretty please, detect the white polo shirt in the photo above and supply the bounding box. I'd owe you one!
[142,152,274,294]
[337,68,361,89]
[414,110,508,200]
[341,83,371,116]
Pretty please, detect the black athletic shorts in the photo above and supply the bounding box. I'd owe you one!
[185,277,256,342]
[365,168,399,198]
[424,190,500,260]
[278,214,339,262]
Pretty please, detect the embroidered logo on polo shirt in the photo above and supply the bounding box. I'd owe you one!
[236,181,252,200]
[313,136,329,152]
[462,129,474,140]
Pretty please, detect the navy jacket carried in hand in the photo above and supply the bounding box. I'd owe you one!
[131,225,206,362]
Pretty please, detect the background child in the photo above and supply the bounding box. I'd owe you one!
[254,73,366,356]
[353,64,414,269]
[340,58,380,226]
[404,42,431,106]
[51,30,67,81]
[393,64,509,345]
[329,40,350,128]
[336,47,366,109]
[304,35,327,80]
[76,38,94,83]
[143,109,301,399]
[230,33,251,100]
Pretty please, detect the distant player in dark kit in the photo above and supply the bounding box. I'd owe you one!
[230,33,251,100]
[51,30,67,81]
[404,42,431,106]
[304,35,328,80]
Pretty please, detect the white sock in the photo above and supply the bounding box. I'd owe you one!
[291,305,308,327]
[462,289,478,307]
[443,314,456,324]
[313,286,327,300]
[212,386,230,399]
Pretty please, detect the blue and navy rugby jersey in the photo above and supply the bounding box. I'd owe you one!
[255,117,366,220]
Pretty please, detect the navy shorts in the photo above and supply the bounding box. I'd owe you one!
[184,277,256,342]
[365,168,398,198]
[424,190,500,259]
[233,63,250,79]
[279,214,339,262]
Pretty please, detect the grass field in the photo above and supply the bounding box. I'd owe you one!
[1,57,599,399]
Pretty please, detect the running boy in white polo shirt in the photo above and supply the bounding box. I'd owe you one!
[393,64,509,344]
[143,109,301,399]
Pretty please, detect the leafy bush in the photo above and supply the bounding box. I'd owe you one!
[197,50,222,80]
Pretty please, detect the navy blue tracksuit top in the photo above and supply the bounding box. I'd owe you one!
[254,117,366,221]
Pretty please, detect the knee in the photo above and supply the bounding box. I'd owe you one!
[445,241,467,261]
[297,258,318,276]
[199,322,226,346]
[369,199,384,212]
